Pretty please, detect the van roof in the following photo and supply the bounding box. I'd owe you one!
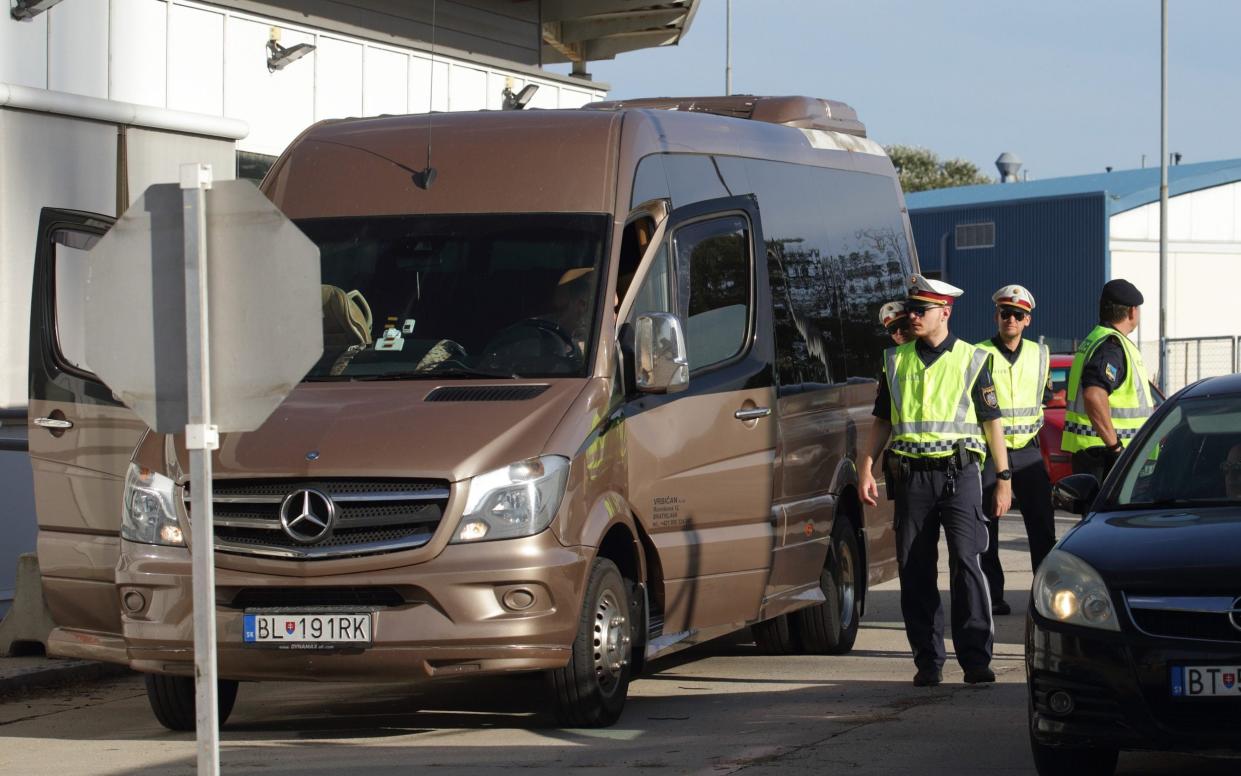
[263,101,890,220]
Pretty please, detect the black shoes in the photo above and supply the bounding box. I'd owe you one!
[963,666,996,684]
[991,600,1012,616]
[913,668,943,687]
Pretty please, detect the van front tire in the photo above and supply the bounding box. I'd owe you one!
[145,673,239,732]
[796,519,861,654]
[547,558,632,727]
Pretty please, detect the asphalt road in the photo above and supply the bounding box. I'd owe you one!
[1,515,1237,776]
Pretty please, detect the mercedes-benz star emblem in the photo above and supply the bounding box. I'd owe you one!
[279,489,335,544]
[1230,596,1241,634]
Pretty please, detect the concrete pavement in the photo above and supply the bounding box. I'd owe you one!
[0,514,1235,775]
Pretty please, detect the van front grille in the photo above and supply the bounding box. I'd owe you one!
[184,478,450,560]
[225,587,409,609]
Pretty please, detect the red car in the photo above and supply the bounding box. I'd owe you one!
[1037,355,1074,483]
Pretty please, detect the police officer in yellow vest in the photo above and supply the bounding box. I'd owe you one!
[880,300,912,345]
[861,275,1012,687]
[1063,279,1154,482]
[976,285,1056,617]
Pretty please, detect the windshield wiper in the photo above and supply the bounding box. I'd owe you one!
[355,366,518,381]
[303,374,356,382]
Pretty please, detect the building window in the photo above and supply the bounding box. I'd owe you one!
[955,222,995,249]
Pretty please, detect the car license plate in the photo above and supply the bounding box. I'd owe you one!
[1170,665,1241,697]
[243,612,371,648]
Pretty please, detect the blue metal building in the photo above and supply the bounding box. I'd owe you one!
[906,158,1241,349]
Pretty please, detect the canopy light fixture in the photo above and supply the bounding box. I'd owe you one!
[266,39,315,72]
[502,84,539,111]
[11,0,65,20]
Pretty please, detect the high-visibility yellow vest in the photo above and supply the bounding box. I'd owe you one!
[885,339,991,459]
[1063,325,1153,452]
[976,339,1049,450]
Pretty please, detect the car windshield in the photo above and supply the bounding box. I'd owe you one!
[297,213,608,380]
[1109,396,1241,508]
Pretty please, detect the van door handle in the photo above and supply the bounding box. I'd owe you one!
[734,407,771,421]
[34,417,74,430]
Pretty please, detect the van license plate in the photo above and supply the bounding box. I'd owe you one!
[1170,665,1241,697]
[243,613,371,647]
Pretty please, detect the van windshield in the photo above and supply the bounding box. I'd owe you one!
[297,213,608,380]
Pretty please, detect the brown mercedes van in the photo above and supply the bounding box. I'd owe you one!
[29,95,911,728]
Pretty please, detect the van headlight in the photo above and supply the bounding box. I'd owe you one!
[452,456,569,543]
[1032,549,1119,631]
[122,463,186,547]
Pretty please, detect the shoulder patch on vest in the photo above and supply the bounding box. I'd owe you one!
[982,384,998,409]
[1105,363,1118,383]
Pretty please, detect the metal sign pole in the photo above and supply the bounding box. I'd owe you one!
[1158,0,1169,394]
[181,162,221,775]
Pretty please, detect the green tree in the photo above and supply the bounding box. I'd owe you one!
[885,145,993,193]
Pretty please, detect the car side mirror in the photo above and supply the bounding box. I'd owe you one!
[634,312,689,394]
[1053,473,1100,516]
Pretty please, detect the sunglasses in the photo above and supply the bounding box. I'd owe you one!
[1221,461,1241,476]
[886,322,910,335]
[999,309,1028,321]
[905,305,941,318]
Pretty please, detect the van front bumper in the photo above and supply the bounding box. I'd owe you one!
[117,531,591,682]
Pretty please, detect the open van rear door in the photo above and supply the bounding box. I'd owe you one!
[27,208,146,664]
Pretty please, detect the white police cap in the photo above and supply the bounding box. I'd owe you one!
[907,274,963,306]
[992,284,1035,311]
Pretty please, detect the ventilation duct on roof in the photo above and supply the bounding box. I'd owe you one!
[996,152,1023,183]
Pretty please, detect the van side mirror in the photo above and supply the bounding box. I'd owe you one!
[634,313,689,394]
[1053,473,1100,516]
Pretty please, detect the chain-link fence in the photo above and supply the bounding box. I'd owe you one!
[1140,337,1239,395]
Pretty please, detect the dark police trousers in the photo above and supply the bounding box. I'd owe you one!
[895,458,993,672]
[980,443,1056,603]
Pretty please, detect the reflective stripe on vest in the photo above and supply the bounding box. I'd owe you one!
[886,340,990,459]
[976,339,1048,449]
[1063,325,1153,452]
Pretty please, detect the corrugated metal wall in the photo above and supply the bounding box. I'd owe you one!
[910,193,1108,351]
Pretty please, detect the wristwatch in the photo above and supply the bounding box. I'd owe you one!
[1107,441,1124,452]
[996,469,1013,481]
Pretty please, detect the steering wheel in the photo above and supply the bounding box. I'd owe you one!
[481,318,583,371]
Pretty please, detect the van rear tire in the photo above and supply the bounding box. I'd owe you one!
[795,519,861,654]
[547,558,632,727]
[145,673,239,732]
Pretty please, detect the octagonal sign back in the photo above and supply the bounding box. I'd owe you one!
[84,181,323,433]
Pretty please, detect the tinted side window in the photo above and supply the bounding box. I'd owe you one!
[674,216,752,371]
[814,169,913,380]
[743,159,837,385]
[631,154,731,210]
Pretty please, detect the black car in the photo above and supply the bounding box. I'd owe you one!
[1027,373,1241,776]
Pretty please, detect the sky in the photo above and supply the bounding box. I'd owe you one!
[547,0,1241,181]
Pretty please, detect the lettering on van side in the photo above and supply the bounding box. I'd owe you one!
[652,496,687,528]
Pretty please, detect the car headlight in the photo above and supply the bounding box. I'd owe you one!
[1032,549,1119,631]
[452,456,569,543]
[122,463,186,547]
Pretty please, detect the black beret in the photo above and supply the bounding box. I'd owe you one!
[1101,278,1144,307]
